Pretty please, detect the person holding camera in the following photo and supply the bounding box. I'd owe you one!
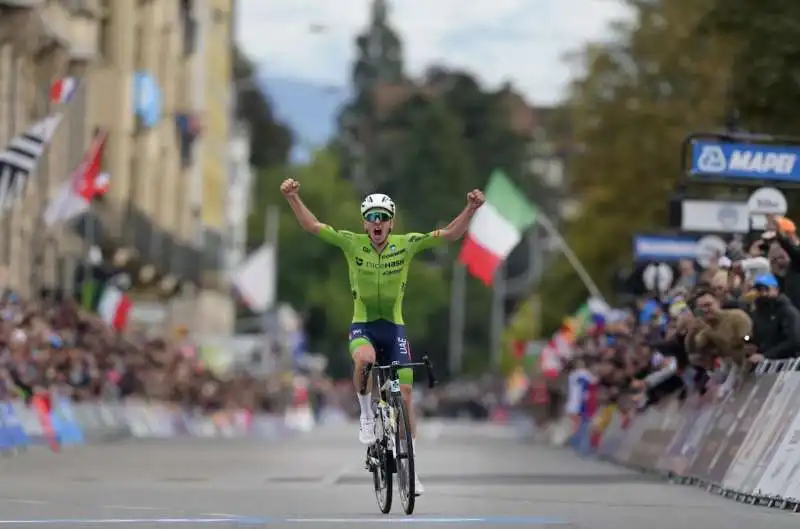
[764,214,800,310]
[748,274,800,362]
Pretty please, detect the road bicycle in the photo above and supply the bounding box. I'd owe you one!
[359,356,437,515]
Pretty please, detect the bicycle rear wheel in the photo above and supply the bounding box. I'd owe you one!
[393,396,415,515]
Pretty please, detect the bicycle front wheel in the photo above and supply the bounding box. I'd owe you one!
[372,438,393,514]
[393,396,416,515]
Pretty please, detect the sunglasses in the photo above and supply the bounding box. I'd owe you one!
[363,211,393,223]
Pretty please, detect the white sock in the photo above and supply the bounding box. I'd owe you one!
[412,437,416,455]
[357,393,373,419]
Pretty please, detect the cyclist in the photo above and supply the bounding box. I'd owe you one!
[280,178,484,495]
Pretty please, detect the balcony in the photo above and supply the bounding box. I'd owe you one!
[71,203,204,296]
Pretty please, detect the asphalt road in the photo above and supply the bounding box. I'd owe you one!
[0,420,796,528]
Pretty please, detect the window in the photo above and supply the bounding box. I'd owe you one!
[98,10,113,63]
[180,0,197,57]
[134,23,143,69]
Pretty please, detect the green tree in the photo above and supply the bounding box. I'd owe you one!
[537,0,733,334]
[249,151,449,377]
[337,0,406,192]
[381,94,476,231]
[701,0,800,136]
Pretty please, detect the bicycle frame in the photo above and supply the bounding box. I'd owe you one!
[361,357,437,468]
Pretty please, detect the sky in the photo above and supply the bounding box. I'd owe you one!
[236,0,632,106]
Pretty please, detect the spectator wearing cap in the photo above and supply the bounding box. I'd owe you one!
[749,273,800,362]
[765,214,800,310]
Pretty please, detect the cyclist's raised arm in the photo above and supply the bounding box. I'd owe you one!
[280,178,324,235]
[439,189,486,241]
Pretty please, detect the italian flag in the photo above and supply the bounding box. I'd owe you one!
[458,170,538,285]
[97,285,132,331]
[83,281,132,331]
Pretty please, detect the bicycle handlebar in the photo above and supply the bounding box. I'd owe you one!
[359,355,438,394]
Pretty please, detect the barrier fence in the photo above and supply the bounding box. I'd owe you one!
[575,358,800,512]
[0,397,313,452]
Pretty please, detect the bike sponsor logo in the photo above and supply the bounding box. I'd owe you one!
[360,259,405,270]
[385,248,407,258]
[691,141,800,182]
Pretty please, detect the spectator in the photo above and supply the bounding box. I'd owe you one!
[767,215,800,310]
[749,274,800,362]
[675,259,698,291]
[686,287,752,367]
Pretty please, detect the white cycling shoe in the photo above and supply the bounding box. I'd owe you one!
[359,416,377,445]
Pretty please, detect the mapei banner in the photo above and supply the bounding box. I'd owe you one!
[690,140,800,182]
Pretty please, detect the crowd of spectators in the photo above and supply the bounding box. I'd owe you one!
[0,290,286,414]
[547,213,800,426]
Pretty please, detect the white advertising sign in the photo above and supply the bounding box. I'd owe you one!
[748,187,788,230]
[681,200,749,233]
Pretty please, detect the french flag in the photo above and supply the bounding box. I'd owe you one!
[49,77,78,105]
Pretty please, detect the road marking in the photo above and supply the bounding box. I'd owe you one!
[0,516,568,525]
[102,506,159,512]
[283,517,569,524]
[0,519,249,525]
[0,499,46,505]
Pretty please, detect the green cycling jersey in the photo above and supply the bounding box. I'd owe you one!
[317,225,444,324]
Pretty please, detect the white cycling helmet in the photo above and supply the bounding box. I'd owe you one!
[360,193,395,217]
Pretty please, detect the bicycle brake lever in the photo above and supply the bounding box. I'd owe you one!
[422,356,437,388]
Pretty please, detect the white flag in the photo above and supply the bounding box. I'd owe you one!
[232,244,277,313]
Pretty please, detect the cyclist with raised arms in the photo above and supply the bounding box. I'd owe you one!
[280,178,484,495]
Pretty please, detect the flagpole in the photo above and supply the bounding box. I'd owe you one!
[490,263,506,371]
[536,211,606,304]
[448,261,466,377]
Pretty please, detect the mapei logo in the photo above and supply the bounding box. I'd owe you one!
[696,143,798,176]
[696,145,727,173]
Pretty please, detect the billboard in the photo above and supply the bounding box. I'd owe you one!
[689,140,800,182]
[681,200,749,233]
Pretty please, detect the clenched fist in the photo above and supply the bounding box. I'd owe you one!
[467,189,485,211]
[280,178,300,197]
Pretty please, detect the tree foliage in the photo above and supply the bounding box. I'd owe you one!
[537,0,734,334]
[701,0,800,135]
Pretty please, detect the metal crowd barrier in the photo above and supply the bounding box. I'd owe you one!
[0,398,311,453]
[582,358,800,513]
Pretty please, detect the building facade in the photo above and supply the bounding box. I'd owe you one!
[0,0,235,333]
